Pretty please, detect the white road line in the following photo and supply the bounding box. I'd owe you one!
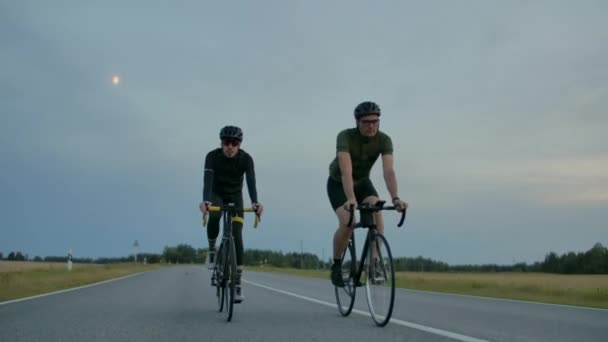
[0,272,145,306]
[245,279,489,342]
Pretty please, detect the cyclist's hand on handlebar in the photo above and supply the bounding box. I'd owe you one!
[392,197,408,212]
[199,201,212,215]
[343,198,357,211]
[253,202,264,217]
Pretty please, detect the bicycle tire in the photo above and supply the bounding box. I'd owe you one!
[215,242,226,312]
[335,239,356,316]
[224,238,237,322]
[364,233,395,327]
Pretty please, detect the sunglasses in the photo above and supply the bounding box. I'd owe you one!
[222,139,241,147]
[360,119,380,126]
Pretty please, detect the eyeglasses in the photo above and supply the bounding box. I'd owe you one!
[223,139,240,147]
[360,119,379,126]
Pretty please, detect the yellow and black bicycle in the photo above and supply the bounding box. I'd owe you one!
[203,203,259,322]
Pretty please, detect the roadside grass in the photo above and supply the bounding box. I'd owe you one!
[245,266,608,309]
[0,261,163,302]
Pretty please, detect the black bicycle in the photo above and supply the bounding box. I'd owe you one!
[203,203,259,322]
[334,200,406,327]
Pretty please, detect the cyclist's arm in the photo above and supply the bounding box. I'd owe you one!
[202,152,214,202]
[245,155,258,204]
[338,152,356,201]
[382,154,399,200]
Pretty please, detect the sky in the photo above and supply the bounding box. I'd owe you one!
[1,1,607,265]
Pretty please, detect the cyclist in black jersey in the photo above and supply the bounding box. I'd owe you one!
[199,125,264,302]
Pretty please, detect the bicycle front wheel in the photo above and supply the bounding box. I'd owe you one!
[224,238,237,322]
[364,233,395,327]
[335,239,356,316]
[215,243,226,312]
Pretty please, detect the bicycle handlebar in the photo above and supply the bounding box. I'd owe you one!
[346,203,407,228]
[202,206,260,228]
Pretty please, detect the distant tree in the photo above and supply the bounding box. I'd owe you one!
[147,254,161,264]
[162,246,178,264]
[34,256,43,262]
[196,248,207,264]
[8,252,16,260]
[0,252,3,260]
[45,256,67,262]
[538,242,608,274]
[162,244,197,264]
[541,252,559,273]
[560,252,579,274]
[94,257,130,264]
[582,243,607,274]
[512,262,528,272]
[176,244,196,263]
[15,252,26,261]
[136,253,162,264]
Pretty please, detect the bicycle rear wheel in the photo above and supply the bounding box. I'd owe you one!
[224,238,237,322]
[215,242,226,312]
[335,239,356,316]
[364,233,395,326]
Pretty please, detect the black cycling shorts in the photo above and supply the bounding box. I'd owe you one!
[327,177,378,211]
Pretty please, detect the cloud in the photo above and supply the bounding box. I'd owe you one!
[475,156,608,205]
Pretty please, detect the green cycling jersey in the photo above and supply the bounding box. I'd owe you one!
[328,128,393,184]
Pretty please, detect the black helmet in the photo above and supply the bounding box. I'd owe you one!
[219,125,243,141]
[354,101,381,120]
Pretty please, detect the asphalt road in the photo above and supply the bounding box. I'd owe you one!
[1,266,606,341]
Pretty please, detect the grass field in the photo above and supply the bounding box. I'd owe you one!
[0,261,163,302]
[247,266,608,309]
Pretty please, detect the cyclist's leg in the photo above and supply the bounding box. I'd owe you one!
[328,178,352,258]
[356,180,383,264]
[356,179,383,235]
[229,193,245,301]
[229,194,245,267]
[207,193,223,267]
[328,178,352,287]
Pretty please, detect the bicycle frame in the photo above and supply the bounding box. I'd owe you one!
[347,201,406,287]
[350,227,376,287]
[203,203,260,286]
[334,200,406,326]
[202,203,260,321]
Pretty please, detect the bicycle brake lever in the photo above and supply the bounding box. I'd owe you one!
[397,208,406,228]
[254,214,260,229]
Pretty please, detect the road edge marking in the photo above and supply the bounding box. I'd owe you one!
[0,272,146,306]
[245,279,489,342]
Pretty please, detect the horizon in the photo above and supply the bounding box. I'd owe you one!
[3,241,605,268]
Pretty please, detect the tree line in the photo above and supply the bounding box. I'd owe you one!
[2,242,607,274]
[381,243,608,274]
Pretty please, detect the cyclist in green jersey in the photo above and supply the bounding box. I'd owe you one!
[327,101,408,287]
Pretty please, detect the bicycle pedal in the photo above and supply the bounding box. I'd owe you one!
[371,278,386,285]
